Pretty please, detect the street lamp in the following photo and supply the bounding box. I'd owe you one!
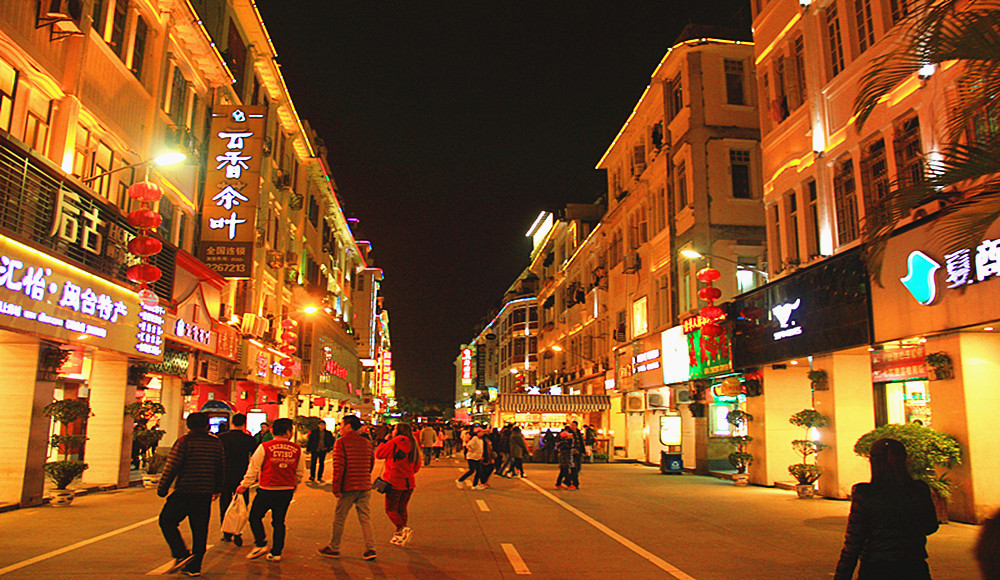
[680,250,769,279]
[81,151,187,184]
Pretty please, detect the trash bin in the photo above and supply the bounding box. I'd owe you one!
[660,451,683,474]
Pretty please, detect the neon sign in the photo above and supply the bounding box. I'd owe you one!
[771,298,802,340]
[461,348,473,386]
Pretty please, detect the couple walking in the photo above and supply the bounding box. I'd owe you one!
[318,417,421,560]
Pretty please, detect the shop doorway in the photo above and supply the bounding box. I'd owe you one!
[873,380,932,427]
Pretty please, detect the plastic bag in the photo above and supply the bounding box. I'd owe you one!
[221,493,248,535]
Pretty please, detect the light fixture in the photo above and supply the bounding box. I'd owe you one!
[81,151,186,184]
[680,249,769,279]
[790,360,799,365]
[918,63,936,80]
[302,305,319,315]
[551,345,564,352]
[985,327,995,331]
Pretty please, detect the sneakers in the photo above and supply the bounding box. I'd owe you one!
[317,546,340,558]
[390,531,404,545]
[181,569,201,577]
[472,484,485,490]
[398,527,413,546]
[455,479,466,489]
[555,485,565,490]
[520,473,527,478]
[362,550,377,561]
[167,554,194,574]
[246,546,269,560]
[568,485,578,490]
[265,553,281,562]
[232,534,243,547]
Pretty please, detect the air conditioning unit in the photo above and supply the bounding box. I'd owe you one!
[39,0,84,40]
[676,389,692,403]
[623,252,642,273]
[219,303,234,321]
[647,393,669,409]
[614,326,627,342]
[240,313,258,335]
[253,316,271,337]
[623,393,645,413]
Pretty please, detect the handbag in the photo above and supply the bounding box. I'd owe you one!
[372,476,391,494]
[221,492,249,535]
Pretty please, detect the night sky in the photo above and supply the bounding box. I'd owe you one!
[255,1,752,404]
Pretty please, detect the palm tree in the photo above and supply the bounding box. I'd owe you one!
[853,0,1000,283]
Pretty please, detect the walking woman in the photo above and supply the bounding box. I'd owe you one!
[555,429,577,489]
[455,427,482,489]
[834,438,939,579]
[375,423,421,547]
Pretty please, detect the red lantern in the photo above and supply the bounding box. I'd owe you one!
[127,181,163,202]
[281,319,298,329]
[698,287,722,301]
[279,344,297,355]
[280,331,297,342]
[127,209,163,229]
[700,322,723,337]
[281,367,294,377]
[126,263,162,284]
[700,305,725,319]
[697,267,721,283]
[279,357,294,366]
[127,235,163,257]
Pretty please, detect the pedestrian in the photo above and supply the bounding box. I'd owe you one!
[543,429,556,463]
[253,421,273,448]
[443,424,455,456]
[584,425,596,463]
[432,427,445,460]
[570,421,585,487]
[456,427,482,489]
[157,412,225,577]
[318,415,377,561]
[497,424,512,477]
[555,429,576,489]
[237,418,306,562]
[834,438,939,579]
[419,423,436,466]
[218,412,255,547]
[306,421,335,483]
[375,423,421,546]
[476,429,495,490]
[506,426,528,477]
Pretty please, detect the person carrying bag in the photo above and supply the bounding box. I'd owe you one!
[221,491,249,537]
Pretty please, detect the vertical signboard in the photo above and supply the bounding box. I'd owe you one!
[683,314,732,379]
[199,105,266,277]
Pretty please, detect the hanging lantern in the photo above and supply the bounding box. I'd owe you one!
[282,367,294,377]
[281,319,298,329]
[697,267,721,283]
[127,235,163,257]
[126,181,163,202]
[280,331,297,342]
[127,209,163,229]
[698,286,722,301]
[126,263,162,284]
[279,357,294,367]
[279,344,297,355]
[700,322,723,337]
[700,305,725,320]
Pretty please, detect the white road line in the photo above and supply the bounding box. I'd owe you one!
[520,478,696,580]
[501,543,530,575]
[146,544,216,575]
[476,499,490,512]
[0,516,159,576]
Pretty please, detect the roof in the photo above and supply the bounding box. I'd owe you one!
[496,394,611,413]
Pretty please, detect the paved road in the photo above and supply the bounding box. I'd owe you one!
[0,457,982,579]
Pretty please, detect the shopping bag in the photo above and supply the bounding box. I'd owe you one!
[221,493,249,535]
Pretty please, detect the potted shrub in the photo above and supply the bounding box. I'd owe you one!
[807,369,828,390]
[726,410,754,486]
[788,409,829,498]
[44,460,88,506]
[37,345,72,381]
[924,352,954,380]
[854,423,961,522]
[43,399,92,426]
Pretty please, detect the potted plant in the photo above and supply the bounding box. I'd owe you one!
[854,423,961,522]
[43,399,92,425]
[43,398,92,506]
[807,369,828,390]
[37,345,72,381]
[181,380,197,397]
[924,352,954,380]
[788,409,829,498]
[143,452,168,488]
[726,410,754,486]
[44,461,89,506]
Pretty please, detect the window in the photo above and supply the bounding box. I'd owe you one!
[632,142,646,176]
[833,157,860,244]
[227,20,248,100]
[737,256,760,293]
[854,0,876,54]
[23,89,52,154]
[676,160,688,208]
[806,180,820,257]
[110,0,128,60]
[788,191,801,261]
[651,187,667,234]
[860,138,891,230]
[131,16,148,79]
[656,274,670,327]
[730,149,752,198]
[168,66,187,126]
[774,56,789,120]
[91,0,107,37]
[825,3,846,77]
[307,195,319,227]
[725,59,746,105]
[771,203,784,266]
[793,35,807,105]
[889,0,913,25]
[159,196,175,242]
[894,115,923,187]
[668,76,683,120]
[609,229,623,267]
[651,122,663,151]
[632,296,649,337]
[0,59,16,133]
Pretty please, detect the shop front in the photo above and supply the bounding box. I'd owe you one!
[869,217,1000,523]
[730,247,873,493]
[306,331,364,425]
[613,333,670,464]
[231,339,303,425]
[493,393,611,459]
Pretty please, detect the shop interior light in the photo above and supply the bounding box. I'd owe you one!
[985,327,995,331]
[790,360,799,365]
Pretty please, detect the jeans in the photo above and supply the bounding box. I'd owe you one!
[458,459,481,485]
[478,460,494,484]
[328,490,374,551]
[422,446,433,466]
[384,488,414,530]
[248,488,294,556]
[310,451,328,480]
[159,492,212,572]
[508,457,524,476]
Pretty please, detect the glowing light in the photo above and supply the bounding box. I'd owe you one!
[302,305,319,315]
[153,152,187,166]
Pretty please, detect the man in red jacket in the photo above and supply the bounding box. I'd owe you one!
[237,418,304,562]
[318,414,377,560]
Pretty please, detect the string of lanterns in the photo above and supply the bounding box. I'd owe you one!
[277,318,298,377]
[124,181,164,306]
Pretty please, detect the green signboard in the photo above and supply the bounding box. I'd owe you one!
[685,324,732,379]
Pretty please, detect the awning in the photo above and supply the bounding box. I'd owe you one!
[496,394,611,413]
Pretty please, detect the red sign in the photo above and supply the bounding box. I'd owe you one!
[683,313,728,334]
[871,345,927,382]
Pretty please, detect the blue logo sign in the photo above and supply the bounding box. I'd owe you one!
[900,251,941,305]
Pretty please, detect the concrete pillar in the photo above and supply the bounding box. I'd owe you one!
[83,351,131,487]
[750,364,812,486]
[815,350,875,499]
[0,332,47,507]
[159,375,184,450]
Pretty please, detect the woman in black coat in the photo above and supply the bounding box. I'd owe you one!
[834,438,939,579]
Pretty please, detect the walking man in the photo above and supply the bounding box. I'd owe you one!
[253,421,273,447]
[219,413,255,546]
[237,418,305,562]
[306,422,335,482]
[419,423,436,466]
[157,412,225,577]
[318,415,377,561]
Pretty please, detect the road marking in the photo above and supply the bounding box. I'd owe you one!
[146,544,215,575]
[520,478,695,580]
[476,499,490,512]
[0,516,159,576]
[501,543,530,575]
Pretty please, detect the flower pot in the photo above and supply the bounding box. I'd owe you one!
[795,484,816,499]
[142,474,160,489]
[50,489,75,506]
[733,473,750,487]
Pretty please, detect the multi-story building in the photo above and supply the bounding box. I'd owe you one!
[750,0,998,522]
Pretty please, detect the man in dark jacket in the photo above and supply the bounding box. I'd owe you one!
[306,422,335,482]
[318,415,376,560]
[219,413,255,546]
[158,412,225,576]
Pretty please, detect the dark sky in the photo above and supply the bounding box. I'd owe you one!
[255,1,752,404]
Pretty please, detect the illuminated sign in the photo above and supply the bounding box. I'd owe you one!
[901,239,1000,306]
[632,349,660,373]
[173,317,212,345]
[771,298,802,340]
[661,326,691,385]
[684,319,732,379]
[461,348,473,386]
[199,106,266,278]
[380,351,392,390]
[0,234,163,359]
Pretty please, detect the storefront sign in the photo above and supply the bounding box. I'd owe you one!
[771,298,802,340]
[199,106,266,278]
[461,348,473,386]
[0,234,164,360]
[215,324,239,360]
[683,314,732,379]
[871,345,927,382]
[661,326,691,385]
[632,349,660,373]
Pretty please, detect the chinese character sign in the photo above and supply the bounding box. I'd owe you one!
[199,106,266,278]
